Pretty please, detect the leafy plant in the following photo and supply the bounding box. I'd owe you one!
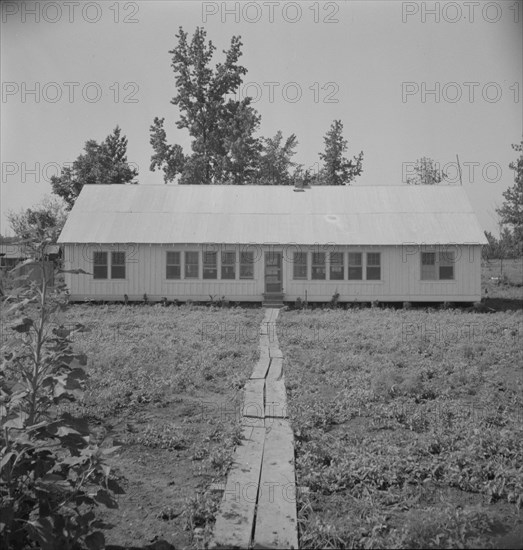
[1,242,122,549]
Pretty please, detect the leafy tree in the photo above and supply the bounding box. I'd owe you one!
[150,27,261,184]
[497,140,523,250]
[51,126,137,208]
[406,157,447,185]
[257,131,299,185]
[318,120,363,185]
[8,196,67,244]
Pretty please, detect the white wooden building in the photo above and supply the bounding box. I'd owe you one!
[58,184,487,304]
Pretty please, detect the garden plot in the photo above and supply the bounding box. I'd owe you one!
[60,304,263,549]
[278,307,522,549]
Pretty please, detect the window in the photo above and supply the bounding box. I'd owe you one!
[366,253,381,280]
[293,252,307,279]
[311,252,326,280]
[329,252,344,280]
[240,251,254,279]
[166,251,181,279]
[221,251,236,279]
[185,251,199,278]
[348,252,362,280]
[421,251,455,280]
[439,250,455,280]
[93,251,108,279]
[111,252,126,279]
[203,251,217,279]
[421,252,436,280]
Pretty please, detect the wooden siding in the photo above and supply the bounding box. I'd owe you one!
[62,243,482,302]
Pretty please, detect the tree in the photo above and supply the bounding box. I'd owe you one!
[257,131,299,185]
[150,27,261,184]
[497,140,523,252]
[51,126,138,208]
[406,157,447,185]
[318,120,363,185]
[8,196,67,244]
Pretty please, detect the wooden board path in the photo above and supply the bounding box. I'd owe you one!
[211,308,298,549]
[211,426,265,549]
[253,419,298,549]
[243,379,265,418]
[264,377,287,419]
[250,355,271,380]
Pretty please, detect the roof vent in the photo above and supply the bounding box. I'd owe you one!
[293,188,305,192]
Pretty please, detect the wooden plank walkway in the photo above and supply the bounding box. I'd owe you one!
[211,308,298,549]
[254,419,298,549]
[211,426,265,549]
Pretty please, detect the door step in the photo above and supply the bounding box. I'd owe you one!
[262,292,285,308]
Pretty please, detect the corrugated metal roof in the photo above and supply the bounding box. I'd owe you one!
[58,184,488,245]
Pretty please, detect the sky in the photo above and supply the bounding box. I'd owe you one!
[1,0,522,236]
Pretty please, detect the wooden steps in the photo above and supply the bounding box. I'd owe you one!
[262,293,285,308]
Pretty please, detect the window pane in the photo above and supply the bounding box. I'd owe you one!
[439,266,454,279]
[348,252,362,280]
[111,266,125,279]
[367,253,380,266]
[111,251,125,279]
[203,251,217,279]
[93,252,107,279]
[93,265,108,279]
[166,252,181,279]
[112,252,125,265]
[221,251,236,279]
[293,252,307,279]
[311,252,325,280]
[185,251,199,278]
[366,266,381,280]
[167,251,180,264]
[240,251,254,279]
[166,265,180,279]
[348,266,362,280]
[330,252,344,280]
[93,251,107,265]
[366,252,380,280]
[348,252,362,265]
[421,252,435,265]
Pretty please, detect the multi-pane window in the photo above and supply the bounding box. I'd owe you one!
[166,251,181,279]
[366,253,381,280]
[240,251,254,279]
[421,251,455,280]
[329,252,344,280]
[203,251,217,279]
[221,251,236,279]
[293,252,307,279]
[311,252,326,280]
[348,252,362,280]
[185,251,199,279]
[93,251,108,279]
[111,252,126,279]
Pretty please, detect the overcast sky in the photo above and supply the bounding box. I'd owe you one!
[1,0,521,236]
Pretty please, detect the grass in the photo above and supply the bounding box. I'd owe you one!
[278,305,522,548]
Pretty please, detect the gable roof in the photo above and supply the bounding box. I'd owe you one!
[58,184,487,245]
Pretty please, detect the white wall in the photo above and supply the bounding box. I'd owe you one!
[62,243,482,302]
